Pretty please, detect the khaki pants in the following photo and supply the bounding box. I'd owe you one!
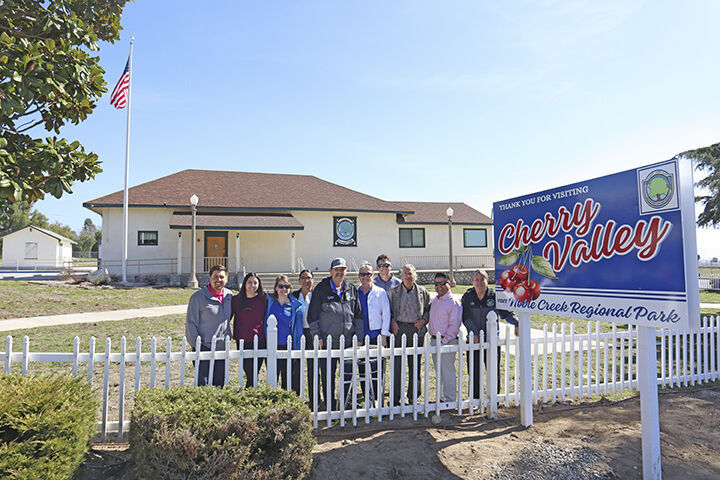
[431,337,458,402]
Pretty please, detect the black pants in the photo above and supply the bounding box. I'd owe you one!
[343,356,383,405]
[392,323,425,405]
[236,338,266,388]
[467,343,502,397]
[303,329,318,403]
[276,344,301,395]
[194,344,226,387]
[319,356,340,409]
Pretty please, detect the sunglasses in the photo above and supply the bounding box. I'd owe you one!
[358,272,372,277]
[377,263,391,268]
[434,281,448,286]
[277,284,291,290]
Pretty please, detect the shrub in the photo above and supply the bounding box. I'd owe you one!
[130,385,315,480]
[0,374,98,480]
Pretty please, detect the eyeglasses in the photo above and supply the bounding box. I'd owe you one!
[434,281,448,286]
[277,284,291,290]
[299,276,313,281]
[378,263,391,268]
[358,272,372,277]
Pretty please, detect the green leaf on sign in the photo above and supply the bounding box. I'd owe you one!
[497,251,519,266]
[531,255,558,279]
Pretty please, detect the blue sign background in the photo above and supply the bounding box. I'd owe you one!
[493,162,686,294]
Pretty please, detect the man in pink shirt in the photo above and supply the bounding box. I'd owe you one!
[428,272,462,402]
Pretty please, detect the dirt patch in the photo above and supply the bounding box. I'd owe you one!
[311,387,720,480]
[75,387,720,479]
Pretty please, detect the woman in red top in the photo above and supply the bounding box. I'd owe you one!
[231,272,267,388]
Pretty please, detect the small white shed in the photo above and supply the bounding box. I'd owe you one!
[1,225,76,269]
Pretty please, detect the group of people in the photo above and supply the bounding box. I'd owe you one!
[185,254,519,409]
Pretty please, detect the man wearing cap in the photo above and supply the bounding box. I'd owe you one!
[308,257,364,409]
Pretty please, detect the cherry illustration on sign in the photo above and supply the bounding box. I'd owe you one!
[497,244,557,303]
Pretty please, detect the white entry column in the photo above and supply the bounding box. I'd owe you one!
[177,232,183,274]
[290,233,296,273]
[235,232,241,274]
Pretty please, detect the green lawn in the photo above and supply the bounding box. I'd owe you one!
[2,315,187,352]
[0,281,194,319]
[700,266,720,275]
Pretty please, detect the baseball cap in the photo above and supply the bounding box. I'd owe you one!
[330,257,347,269]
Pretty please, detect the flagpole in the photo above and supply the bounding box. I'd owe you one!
[121,37,134,283]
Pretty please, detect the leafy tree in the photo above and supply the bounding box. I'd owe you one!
[46,222,77,242]
[80,217,97,236]
[680,142,720,227]
[0,0,131,216]
[77,217,98,255]
[76,231,95,256]
[0,200,49,235]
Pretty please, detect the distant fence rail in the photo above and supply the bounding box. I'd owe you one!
[401,255,493,270]
[2,316,718,441]
[700,275,720,291]
[0,257,96,270]
[100,258,178,275]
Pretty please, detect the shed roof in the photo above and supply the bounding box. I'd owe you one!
[0,225,77,244]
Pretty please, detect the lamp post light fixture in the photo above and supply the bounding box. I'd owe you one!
[188,194,199,289]
[447,206,456,286]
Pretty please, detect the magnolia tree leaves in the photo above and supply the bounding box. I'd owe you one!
[0,0,130,216]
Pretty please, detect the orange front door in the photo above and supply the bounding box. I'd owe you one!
[204,233,227,270]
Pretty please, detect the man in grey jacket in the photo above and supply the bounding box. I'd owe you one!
[186,264,233,386]
[387,264,430,405]
[308,257,363,409]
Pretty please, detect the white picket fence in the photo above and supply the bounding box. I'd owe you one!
[2,316,719,441]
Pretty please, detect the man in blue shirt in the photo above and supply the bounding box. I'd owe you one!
[373,254,401,291]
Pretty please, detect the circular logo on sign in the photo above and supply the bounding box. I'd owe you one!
[336,218,355,241]
[642,169,674,208]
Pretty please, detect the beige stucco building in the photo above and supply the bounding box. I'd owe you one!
[84,170,493,277]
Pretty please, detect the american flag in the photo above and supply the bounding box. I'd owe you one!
[110,58,130,109]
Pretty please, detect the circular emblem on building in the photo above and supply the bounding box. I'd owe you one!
[336,218,355,241]
[642,169,674,208]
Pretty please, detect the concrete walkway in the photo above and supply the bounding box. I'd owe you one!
[2,298,718,340]
[0,305,186,332]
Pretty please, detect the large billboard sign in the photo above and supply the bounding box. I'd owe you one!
[493,157,700,330]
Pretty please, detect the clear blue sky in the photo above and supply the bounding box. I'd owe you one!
[34,0,720,259]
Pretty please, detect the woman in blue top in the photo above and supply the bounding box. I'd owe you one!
[265,274,304,395]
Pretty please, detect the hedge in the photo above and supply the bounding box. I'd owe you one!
[0,374,98,480]
[129,385,315,480]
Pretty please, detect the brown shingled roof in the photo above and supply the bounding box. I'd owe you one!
[393,202,491,225]
[170,212,303,230]
[84,170,412,214]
